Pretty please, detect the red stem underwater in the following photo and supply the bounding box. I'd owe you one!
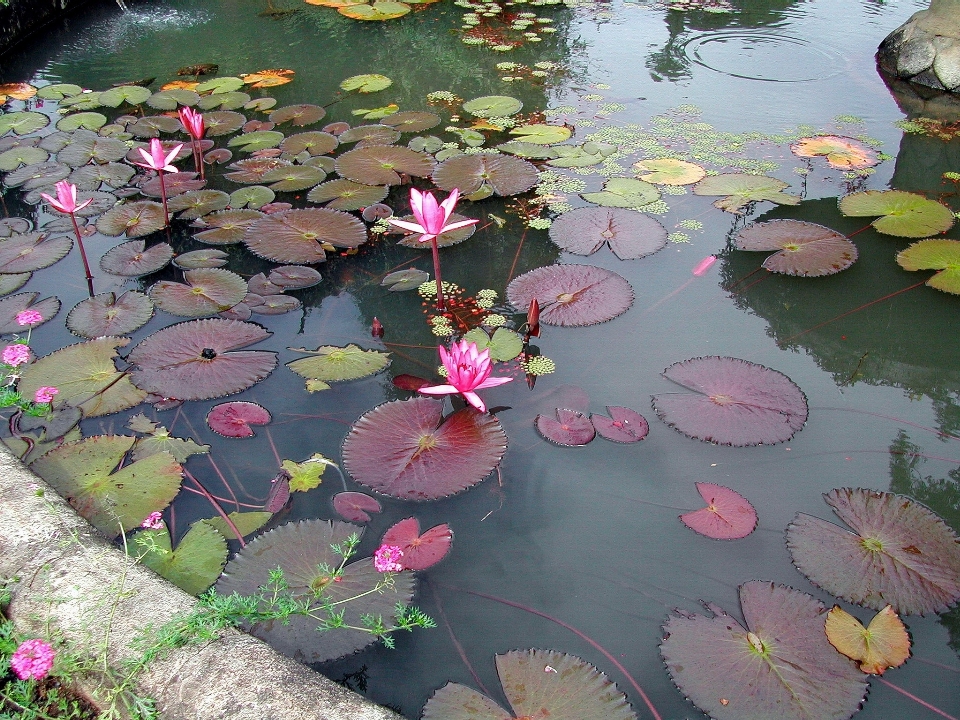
[430,237,446,310]
[877,678,958,720]
[69,212,95,297]
[183,469,246,546]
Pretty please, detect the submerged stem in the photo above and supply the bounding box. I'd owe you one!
[69,211,95,297]
[430,237,445,311]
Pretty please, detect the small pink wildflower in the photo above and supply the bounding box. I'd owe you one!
[33,386,58,404]
[2,344,30,367]
[15,309,43,326]
[140,511,164,530]
[373,544,404,573]
[10,638,55,680]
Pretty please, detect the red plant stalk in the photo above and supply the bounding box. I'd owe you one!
[430,238,446,310]
[192,139,204,179]
[158,170,170,227]
[68,212,95,297]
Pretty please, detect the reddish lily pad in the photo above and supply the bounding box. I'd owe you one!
[791,136,878,170]
[224,157,292,184]
[381,111,441,133]
[680,482,757,540]
[660,581,868,720]
[261,165,326,192]
[173,249,229,270]
[535,408,595,446]
[243,208,367,264]
[250,294,301,315]
[66,291,154,338]
[652,356,808,446]
[193,209,265,245]
[127,318,277,401]
[506,265,634,327]
[206,401,272,438]
[342,397,508,500]
[269,104,326,127]
[335,146,435,186]
[149,268,247,317]
[167,189,231,220]
[307,179,388,211]
[0,233,72,273]
[381,517,452,571]
[735,220,858,276]
[549,207,667,260]
[433,154,538,196]
[590,406,649,443]
[96,201,167,238]
[786,488,960,615]
[338,124,400,147]
[141,171,206,198]
[0,292,60,334]
[99,239,174,276]
[422,649,636,720]
[216,519,415,662]
[268,265,322,290]
[332,492,382,523]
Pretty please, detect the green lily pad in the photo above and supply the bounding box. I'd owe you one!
[380,268,429,291]
[133,520,227,595]
[4,160,70,189]
[68,163,134,190]
[838,190,955,238]
[462,327,523,362]
[57,134,129,166]
[59,92,102,111]
[281,455,330,492]
[508,123,572,145]
[128,115,183,138]
[195,76,245,94]
[340,74,393,93]
[693,174,800,213]
[98,85,152,107]
[545,144,607,168]
[0,146,49,171]
[339,3,411,20]
[307,179,387,211]
[146,89,201,110]
[203,511,273,538]
[228,188,275,211]
[261,165,326,192]
[167,190,231,220]
[0,111,50,136]
[30,435,182,536]
[634,158,706,185]
[496,140,560,159]
[128,421,210,463]
[582,177,660,208]
[462,95,522,117]
[197,91,251,111]
[228,130,285,152]
[896,239,960,294]
[202,110,246,137]
[286,344,390,387]
[37,84,83,100]
[382,111,441,133]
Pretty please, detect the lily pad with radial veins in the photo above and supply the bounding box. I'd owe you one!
[149,268,248,317]
[838,189,955,238]
[549,206,667,260]
[242,208,366,264]
[66,291,154,338]
[735,219,858,277]
[433,153,538,196]
[99,239,174,277]
[506,264,634,327]
[679,482,757,539]
[334,145,434,185]
[381,517,452,571]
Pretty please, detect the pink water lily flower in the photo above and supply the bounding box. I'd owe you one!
[178,106,205,140]
[134,138,183,173]
[420,339,512,413]
[40,180,92,215]
[388,188,478,244]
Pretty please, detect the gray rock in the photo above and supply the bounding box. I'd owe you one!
[878,1,960,94]
[934,44,960,89]
[897,37,937,76]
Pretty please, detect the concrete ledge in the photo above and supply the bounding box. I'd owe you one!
[0,445,402,720]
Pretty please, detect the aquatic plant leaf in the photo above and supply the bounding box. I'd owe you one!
[839,190,954,237]
[333,492,382,523]
[98,84,152,107]
[581,178,660,209]
[18,337,147,417]
[680,482,757,539]
[462,96,522,117]
[381,517,452,571]
[653,356,807,446]
[895,239,960,294]
[37,84,83,100]
[225,185,271,209]
[224,157,291,184]
[0,292,59,333]
[4,160,70,189]
[824,605,910,675]
[197,110,244,138]
[340,74,393,93]
[0,111,49,136]
[433,154,538,196]
[166,189,230,220]
[340,5,410,22]
[693,174,800,213]
[66,291,154,338]
[786,488,960,615]
[660,581,867,720]
[68,161,134,189]
[280,131,338,156]
[195,76,244,94]
[382,111,441,133]
[56,112,107,132]
[549,206,667,260]
[268,104,326,128]
[497,140,560,159]
[508,124,571,145]
[250,294,301,315]
[0,83,37,102]
[268,265,322,290]
[243,207,367,263]
[198,91,251,111]
[307,179,388,211]
[217,519,414,661]
[99,239,173,276]
[147,89,200,110]
[422,649,636,720]
[30,435,182,536]
[287,344,390,385]
[149,268,247,317]
[633,158,705,185]
[96,201,167,238]
[135,520,227,595]
[127,318,277,401]
[0,233,72,273]
[129,425,209,463]
[140,171,205,199]
[462,327,522,362]
[536,408,595,446]
[338,124,400,147]
[194,208,264,244]
[590,406,648,443]
[791,136,878,170]
[393,212,476,247]
[228,130,285,152]
[0,273,31,296]
[128,115,182,138]
[735,220,858,276]
[173,249,229,270]
[279,455,328,492]
[506,264,634,327]
[335,146,434,186]
[342,397,508,500]
[203,511,272,539]
[0,146,48,171]
[241,69,295,88]
[260,165,325,192]
[206,401,271,438]
[381,267,429,291]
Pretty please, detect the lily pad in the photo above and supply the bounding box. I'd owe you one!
[333,491,382,523]
[228,130,285,152]
[342,397,508,500]
[134,520,227,595]
[147,89,201,110]
[242,208,367,264]
[307,179,388,211]
[128,115,183,138]
[224,157,292,184]
[140,171,205,199]
[693,174,800,213]
[433,154,538,196]
[96,201,167,238]
[197,91,251,110]
[786,488,960,615]
[30,435,181,536]
[660,581,867,720]
[0,273,31,296]
[0,146,49,171]
[824,605,910,675]
[462,327,523,362]
[338,124,400,147]
[735,220,858,277]
[791,136,878,170]
[203,511,273,539]
[549,206,667,260]
[421,649,636,720]
[99,239,173,276]
[0,292,59,333]
[98,85,152,107]
[590,406,649,443]
[261,165,326,192]
[250,294,301,315]
[381,517,452,571]
[194,208,265,244]
[37,84,83,101]
[287,344,390,386]
[335,145,434,185]
[167,189,230,219]
[174,249,229,270]
[216,519,415,661]
[380,268,429,291]
[127,318,277,401]
[634,158,706,185]
[268,265,322,290]
[18,337,148,417]
[340,74,393,93]
[195,76,245,94]
[508,123,572,145]
[269,104,326,127]
[652,356,808,446]
[228,187,274,210]
[506,264,634,327]
[0,111,49,136]
[66,291,154,338]
[0,233,72,273]
[4,160,70,189]
[340,4,411,20]
[279,131,338,156]
[149,268,247,317]
[200,110,245,137]
[840,190,955,238]
[206,401,272,438]
[896,239,960,294]
[679,482,757,540]
[67,162,135,189]
[535,408,596,446]
[581,177,660,208]
[462,96,522,117]
[382,111,441,133]
[55,112,108,132]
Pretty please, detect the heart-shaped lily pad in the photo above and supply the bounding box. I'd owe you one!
[99,239,174,276]
[134,520,227,595]
[693,174,800,213]
[333,492,382,523]
[174,249,229,270]
[535,408,595,446]
[549,206,667,260]
[381,517,452,571]
[634,158,706,185]
[824,605,910,675]
[381,268,429,291]
[506,264,634,327]
[206,401,272,438]
[735,220,858,276]
[680,482,757,540]
[590,406,649,443]
[0,111,50,136]
[228,130,285,152]
[433,154,538,196]
[895,239,960,294]
[269,104,327,126]
[582,177,661,208]
[462,327,523,362]
[838,190,955,238]
[66,291,154,338]
[167,190,231,220]
[224,157,291,184]
[462,96,522,117]
[340,74,392,93]
[0,292,60,333]
[791,136,878,170]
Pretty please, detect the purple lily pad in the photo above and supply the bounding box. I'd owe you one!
[680,482,757,540]
[735,220,858,276]
[96,201,167,238]
[269,104,326,127]
[506,265,634,327]
[265,471,290,512]
[335,146,435,186]
[66,291,154,338]
[192,209,265,246]
[99,239,174,277]
[341,397,508,500]
[535,408,596,446]
[549,206,667,260]
[247,274,284,296]
[433,153,538,196]
[224,157,292,184]
[149,268,247,317]
[590,406,649,443]
[333,491,382,523]
[652,356,808,446]
[0,233,72,273]
[249,294,301,315]
[0,292,60,334]
[140,171,206,198]
[206,401,272,438]
[242,208,367,264]
[267,265,322,290]
[382,517,452,571]
[173,249,229,270]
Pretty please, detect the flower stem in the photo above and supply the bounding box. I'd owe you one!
[69,211,95,297]
[193,139,204,179]
[430,237,445,311]
[158,171,170,227]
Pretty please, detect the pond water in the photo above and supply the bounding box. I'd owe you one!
[2,0,960,718]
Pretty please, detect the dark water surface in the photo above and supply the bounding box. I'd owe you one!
[3,0,960,718]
